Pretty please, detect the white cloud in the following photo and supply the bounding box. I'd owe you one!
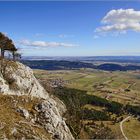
[18,40,78,48]
[58,34,74,38]
[102,8,140,24]
[96,9,140,33]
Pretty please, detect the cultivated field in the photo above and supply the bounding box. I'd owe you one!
[34,69,140,106]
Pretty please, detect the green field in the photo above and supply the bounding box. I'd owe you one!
[34,69,140,106]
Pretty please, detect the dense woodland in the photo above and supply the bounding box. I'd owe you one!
[53,87,140,115]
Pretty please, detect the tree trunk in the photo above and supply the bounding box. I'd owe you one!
[12,51,15,61]
[1,48,5,58]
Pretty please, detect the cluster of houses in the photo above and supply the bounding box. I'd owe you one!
[48,78,66,88]
[0,32,21,60]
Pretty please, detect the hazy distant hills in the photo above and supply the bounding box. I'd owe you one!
[22,59,140,71]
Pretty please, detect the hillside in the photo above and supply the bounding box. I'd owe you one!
[0,59,74,140]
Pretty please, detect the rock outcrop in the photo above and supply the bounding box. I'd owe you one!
[0,60,74,140]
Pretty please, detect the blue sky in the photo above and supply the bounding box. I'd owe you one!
[0,1,140,56]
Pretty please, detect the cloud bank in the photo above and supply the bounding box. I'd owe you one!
[18,40,78,48]
[96,9,140,33]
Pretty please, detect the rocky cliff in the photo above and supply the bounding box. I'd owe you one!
[0,59,74,140]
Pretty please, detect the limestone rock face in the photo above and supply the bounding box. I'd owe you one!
[0,60,74,140]
[35,100,73,140]
[1,61,48,99]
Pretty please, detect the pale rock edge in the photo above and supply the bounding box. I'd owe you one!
[0,61,74,140]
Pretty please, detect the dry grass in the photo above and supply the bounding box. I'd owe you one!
[83,104,105,112]
[123,117,140,139]
[0,94,50,139]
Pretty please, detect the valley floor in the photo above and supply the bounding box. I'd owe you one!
[34,69,140,106]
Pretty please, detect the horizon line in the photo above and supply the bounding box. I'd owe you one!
[22,55,140,57]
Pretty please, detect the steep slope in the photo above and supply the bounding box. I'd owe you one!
[0,59,74,140]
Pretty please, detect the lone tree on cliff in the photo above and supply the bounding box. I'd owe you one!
[0,32,18,60]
